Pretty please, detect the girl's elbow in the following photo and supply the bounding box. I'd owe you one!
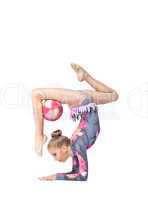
[80,174,88,181]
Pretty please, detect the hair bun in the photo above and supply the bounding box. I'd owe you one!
[51,129,62,139]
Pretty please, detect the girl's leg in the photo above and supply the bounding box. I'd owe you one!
[32,88,87,156]
[71,63,119,104]
[81,89,119,104]
[32,64,119,156]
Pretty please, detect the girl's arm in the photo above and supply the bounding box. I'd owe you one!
[39,151,88,181]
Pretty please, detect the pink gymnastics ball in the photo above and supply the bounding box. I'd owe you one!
[42,100,63,121]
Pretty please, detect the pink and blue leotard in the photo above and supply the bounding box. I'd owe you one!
[56,96,100,181]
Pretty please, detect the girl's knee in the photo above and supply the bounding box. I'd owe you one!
[112,91,119,101]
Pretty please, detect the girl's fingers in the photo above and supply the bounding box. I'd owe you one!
[38,176,52,181]
[38,176,46,180]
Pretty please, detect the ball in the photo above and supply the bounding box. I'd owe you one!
[42,99,63,121]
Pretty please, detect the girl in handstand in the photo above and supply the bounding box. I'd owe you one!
[32,63,119,181]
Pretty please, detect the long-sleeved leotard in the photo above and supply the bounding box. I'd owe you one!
[55,95,100,181]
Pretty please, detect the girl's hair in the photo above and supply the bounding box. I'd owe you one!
[47,129,71,149]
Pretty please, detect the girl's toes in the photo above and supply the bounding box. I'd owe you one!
[35,135,47,156]
[70,63,80,72]
[35,142,43,156]
[70,63,88,82]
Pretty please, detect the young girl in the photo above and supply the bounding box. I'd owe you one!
[32,63,119,181]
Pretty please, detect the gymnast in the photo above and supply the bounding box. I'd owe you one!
[32,63,119,181]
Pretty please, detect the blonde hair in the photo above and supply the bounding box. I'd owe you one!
[47,129,71,149]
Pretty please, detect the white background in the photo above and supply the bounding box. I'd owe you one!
[0,0,148,199]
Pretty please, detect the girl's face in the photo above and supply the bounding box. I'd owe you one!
[48,145,70,162]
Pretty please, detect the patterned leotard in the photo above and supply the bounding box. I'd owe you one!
[56,96,100,181]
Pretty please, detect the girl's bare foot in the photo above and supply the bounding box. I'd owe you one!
[35,134,48,156]
[70,63,88,82]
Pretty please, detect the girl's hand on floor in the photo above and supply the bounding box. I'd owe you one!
[38,174,56,181]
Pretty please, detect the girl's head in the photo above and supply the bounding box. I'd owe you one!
[47,129,72,162]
